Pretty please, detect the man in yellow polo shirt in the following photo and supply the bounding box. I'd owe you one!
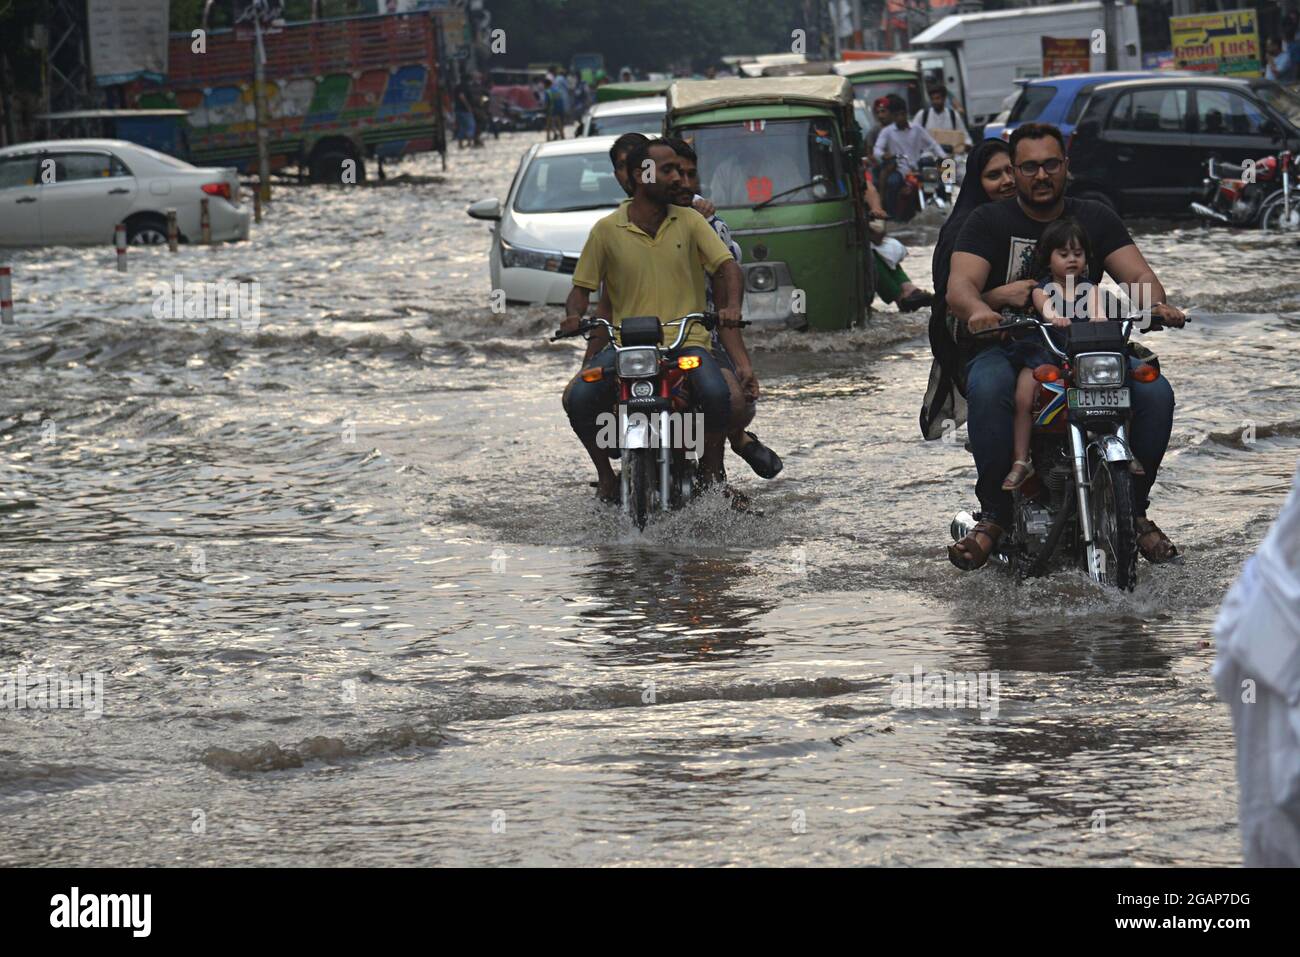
[560,138,744,503]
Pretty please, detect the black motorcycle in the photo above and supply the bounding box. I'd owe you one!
[952,313,1174,591]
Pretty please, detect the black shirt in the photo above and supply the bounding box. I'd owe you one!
[954,197,1134,290]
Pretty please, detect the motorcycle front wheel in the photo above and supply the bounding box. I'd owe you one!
[1259,191,1300,232]
[1089,457,1138,591]
[629,448,653,531]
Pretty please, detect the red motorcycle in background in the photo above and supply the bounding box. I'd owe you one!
[1191,150,1299,231]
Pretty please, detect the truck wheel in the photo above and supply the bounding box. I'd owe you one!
[309,148,365,185]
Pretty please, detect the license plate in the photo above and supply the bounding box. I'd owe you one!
[1068,387,1130,410]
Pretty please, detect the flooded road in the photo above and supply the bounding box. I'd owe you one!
[2,132,1297,866]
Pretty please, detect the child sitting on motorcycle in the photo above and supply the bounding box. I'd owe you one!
[1003,217,1106,491]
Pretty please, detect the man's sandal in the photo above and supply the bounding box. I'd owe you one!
[1001,459,1034,491]
[1135,517,1180,564]
[947,520,1004,571]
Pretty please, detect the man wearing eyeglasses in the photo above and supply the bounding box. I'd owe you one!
[943,122,1187,572]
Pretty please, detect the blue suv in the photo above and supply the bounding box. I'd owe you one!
[984,71,1177,142]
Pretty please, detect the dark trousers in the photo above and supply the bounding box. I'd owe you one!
[563,344,732,445]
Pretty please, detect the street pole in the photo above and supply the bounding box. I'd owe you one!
[253,15,271,206]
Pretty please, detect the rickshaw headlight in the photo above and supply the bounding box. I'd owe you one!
[1076,354,1123,387]
[616,347,659,378]
[747,265,777,293]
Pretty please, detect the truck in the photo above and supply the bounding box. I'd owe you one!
[909,1,1143,130]
[125,11,446,182]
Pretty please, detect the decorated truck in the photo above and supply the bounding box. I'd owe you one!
[126,11,446,182]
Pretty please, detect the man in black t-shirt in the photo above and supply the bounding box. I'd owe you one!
[944,123,1187,570]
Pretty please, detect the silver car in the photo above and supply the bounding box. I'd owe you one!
[0,139,250,247]
[467,135,630,306]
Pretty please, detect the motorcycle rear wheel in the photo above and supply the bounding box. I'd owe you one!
[1089,458,1138,591]
[630,449,653,531]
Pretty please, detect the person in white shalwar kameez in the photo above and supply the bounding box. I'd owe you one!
[1213,457,1300,866]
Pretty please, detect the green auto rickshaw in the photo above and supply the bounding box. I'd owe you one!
[595,80,673,103]
[666,76,873,331]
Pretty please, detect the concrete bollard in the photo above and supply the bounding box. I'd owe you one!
[167,209,178,252]
[115,224,127,273]
[200,197,212,245]
[253,183,262,224]
[0,265,13,324]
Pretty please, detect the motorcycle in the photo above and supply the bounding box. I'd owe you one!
[553,312,746,530]
[1191,150,1299,231]
[914,154,951,213]
[951,312,1174,591]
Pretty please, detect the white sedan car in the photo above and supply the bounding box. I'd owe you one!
[0,139,250,247]
[575,97,666,138]
[467,135,629,306]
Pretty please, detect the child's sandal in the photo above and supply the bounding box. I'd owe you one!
[1001,459,1035,491]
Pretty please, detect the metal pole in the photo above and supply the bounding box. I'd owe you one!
[114,224,127,272]
[167,209,178,252]
[200,198,212,244]
[253,15,272,206]
[0,265,13,323]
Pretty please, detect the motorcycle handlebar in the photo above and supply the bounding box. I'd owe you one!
[550,312,747,345]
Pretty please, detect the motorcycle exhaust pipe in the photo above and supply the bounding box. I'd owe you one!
[951,510,978,543]
[1190,202,1231,224]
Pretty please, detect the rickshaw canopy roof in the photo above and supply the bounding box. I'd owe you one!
[667,76,854,118]
[595,80,674,102]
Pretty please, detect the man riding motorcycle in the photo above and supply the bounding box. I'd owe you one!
[584,133,781,483]
[943,123,1186,570]
[560,138,745,503]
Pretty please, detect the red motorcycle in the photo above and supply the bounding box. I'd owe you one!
[1191,150,1299,231]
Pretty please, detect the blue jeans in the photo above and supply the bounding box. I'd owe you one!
[454,110,476,140]
[964,344,1175,525]
[882,170,904,218]
[563,344,731,446]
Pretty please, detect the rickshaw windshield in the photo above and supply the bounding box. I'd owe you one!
[690,119,848,209]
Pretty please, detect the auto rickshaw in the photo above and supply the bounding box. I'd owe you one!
[665,76,873,331]
[594,80,673,103]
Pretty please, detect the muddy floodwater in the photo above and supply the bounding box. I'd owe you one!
[2,133,1297,866]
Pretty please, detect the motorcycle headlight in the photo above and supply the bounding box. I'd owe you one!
[616,347,659,378]
[1076,353,1124,387]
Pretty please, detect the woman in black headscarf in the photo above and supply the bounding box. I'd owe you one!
[919,139,1033,439]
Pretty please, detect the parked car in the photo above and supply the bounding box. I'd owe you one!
[574,97,667,138]
[466,135,628,306]
[0,139,249,247]
[983,72,1184,143]
[1067,76,1300,217]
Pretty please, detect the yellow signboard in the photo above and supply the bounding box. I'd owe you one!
[1170,9,1261,78]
